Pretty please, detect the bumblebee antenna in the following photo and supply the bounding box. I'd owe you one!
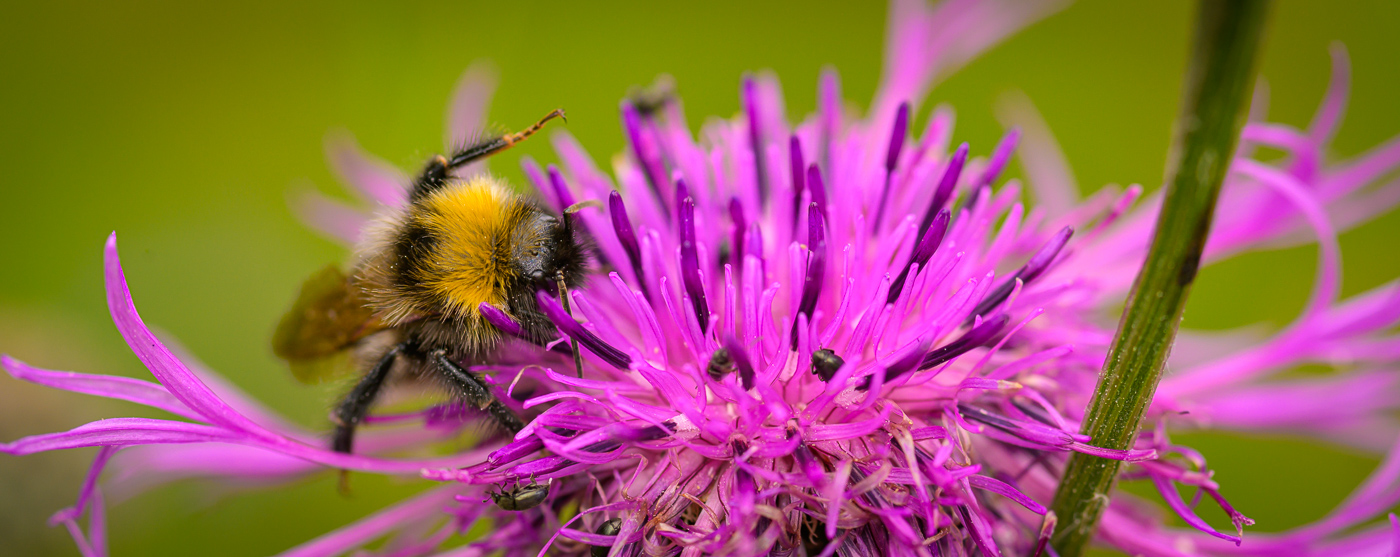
[556,273,585,378]
[412,109,567,202]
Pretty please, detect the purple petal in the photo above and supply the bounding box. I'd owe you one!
[885,102,911,172]
[48,446,119,527]
[105,235,275,436]
[444,61,498,151]
[547,165,577,210]
[535,291,630,369]
[997,92,1077,218]
[819,69,842,164]
[2,418,240,455]
[1307,43,1351,147]
[1032,512,1055,557]
[1390,513,1400,555]
[3,356,202,421]
[278,487,462,557]
[862,338,932,391]
[291,190,369,245]
[1149,474,1242,545]
[323,132,408,208]
[968,474,1045,514]
[477,303,523,337]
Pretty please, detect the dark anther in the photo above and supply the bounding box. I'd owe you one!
[678,191,710,331]
[742,77,768,204]
[723,338,757,389]
[728,197,747,270]
[621,103,668,209]
[806,164,828,219]
[872,102,910,230]
[887,208,951,304]
[608,191,650,302]
[964,226,1073,324]
[919,314,1009,371]
[789,135,806,235]
[790,203,827,349]
[918,143,968,236]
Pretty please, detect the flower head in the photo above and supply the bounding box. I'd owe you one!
[7,1,1400,556]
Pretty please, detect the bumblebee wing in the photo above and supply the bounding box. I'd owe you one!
[272,265,382,384]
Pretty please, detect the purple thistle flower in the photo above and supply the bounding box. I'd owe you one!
[7,2,1400,556]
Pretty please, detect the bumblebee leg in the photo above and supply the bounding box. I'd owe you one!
[556,274,585,379]
[331,344,402,455]
[430,350,526,434]
[411,109,566,201]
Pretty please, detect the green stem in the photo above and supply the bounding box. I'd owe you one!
[1048,1,1269,555]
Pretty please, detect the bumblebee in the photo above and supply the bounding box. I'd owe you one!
[272,110,587,458]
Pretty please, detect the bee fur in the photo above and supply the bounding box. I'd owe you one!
[297,110,584,460]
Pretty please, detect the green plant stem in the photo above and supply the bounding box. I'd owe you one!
[1048,1,1269,555]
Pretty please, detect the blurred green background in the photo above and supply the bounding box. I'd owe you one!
[1,1,1397,555]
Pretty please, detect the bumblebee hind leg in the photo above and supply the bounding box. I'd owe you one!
[331,344,402,454]
[329,343,403,494]
[429,350,525,434]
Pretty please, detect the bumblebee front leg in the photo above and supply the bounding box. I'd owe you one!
[331,344,402,455]
[429,350,526,434]
[556,274,585,379]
